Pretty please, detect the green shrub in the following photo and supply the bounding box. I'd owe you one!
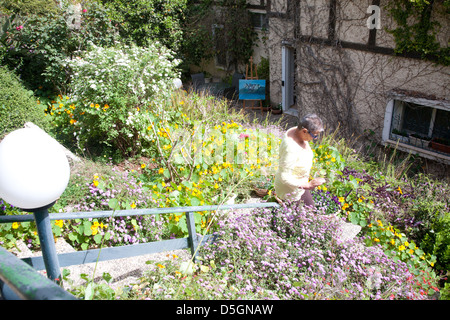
[57,42,181,159]
[1,1,118,94]
[0,0,60,16]
[99,0,187,50]
[0,65,48,138]
[420,213,450,272]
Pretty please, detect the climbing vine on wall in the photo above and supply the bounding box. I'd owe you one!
[180,0,257,74]
[385,0,449,66]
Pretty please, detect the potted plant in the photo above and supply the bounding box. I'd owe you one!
[271,103,282,114]
[391,129,409,144]
[430,137,450,154]
[253,176,273,197]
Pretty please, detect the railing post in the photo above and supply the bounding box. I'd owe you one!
[185,212,199,261]
[33,207,61,283]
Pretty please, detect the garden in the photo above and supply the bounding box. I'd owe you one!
[0,1,449,300]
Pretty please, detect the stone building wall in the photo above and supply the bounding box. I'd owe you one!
[267,0,449,142]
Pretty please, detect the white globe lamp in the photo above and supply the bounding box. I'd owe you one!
[0,126,70,282]
[173,78,183,89]
[0,127,70,210]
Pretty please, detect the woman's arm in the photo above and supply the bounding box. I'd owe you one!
[299,177,326,190]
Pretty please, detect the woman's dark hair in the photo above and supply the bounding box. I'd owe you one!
[298,114,324,132]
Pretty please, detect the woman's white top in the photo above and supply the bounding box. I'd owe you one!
[274,127,313,201]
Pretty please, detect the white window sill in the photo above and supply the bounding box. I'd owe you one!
[382,139,450,165]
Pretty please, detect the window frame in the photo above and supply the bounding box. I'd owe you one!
[382,93,450,164]
[250,11,268,30]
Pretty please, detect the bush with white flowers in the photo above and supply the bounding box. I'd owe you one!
[66,42,181,158]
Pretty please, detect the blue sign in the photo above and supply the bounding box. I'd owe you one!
[239,80,266,100]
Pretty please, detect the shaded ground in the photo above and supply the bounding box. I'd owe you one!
[229,100,299,130]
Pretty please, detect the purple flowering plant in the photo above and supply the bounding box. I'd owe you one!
[126,202,437,300]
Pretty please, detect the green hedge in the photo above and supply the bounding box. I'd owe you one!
[0,66,48,139]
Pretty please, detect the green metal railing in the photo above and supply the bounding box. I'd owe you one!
[0,202,280,300]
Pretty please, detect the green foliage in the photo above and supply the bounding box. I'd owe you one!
[56,42,181,159]
[179,0,256,73]
[217,0,257,70]
[1,1,118,93]
[386,0,449,66]
[178,1,214,72]
[420,212,450,271]
[99,0,187,50]
[134,90,278,236]
[0,65,49,138]
[0,0,61,16]
[63,269,125,300]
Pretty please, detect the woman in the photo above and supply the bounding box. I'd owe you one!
[274,114,325,207]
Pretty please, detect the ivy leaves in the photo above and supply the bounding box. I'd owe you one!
[386,0,449,66]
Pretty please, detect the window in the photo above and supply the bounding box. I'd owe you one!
[250,12,268,30]
[383,97,450,161]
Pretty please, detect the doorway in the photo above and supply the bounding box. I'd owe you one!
[281,44,296,115]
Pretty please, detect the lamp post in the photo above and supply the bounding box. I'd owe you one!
[0,127,70,282]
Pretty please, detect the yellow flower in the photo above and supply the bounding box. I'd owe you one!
[130,202,136,209]
[158,168,164,174]
[141,163,146,169]
[93,180,99,187]
[70,119,77,125]
[398,245,406,251]
[377,220,383,227]
[374,238,380,242]
[157,264,165,269]
[404,241,409,247]
[12,222,19,229]
[397,186,403,195]
[214,183,219,189]
[338,197,345,203]
[55,220,64,228]
[91,225,98,235]
[390,239,395,245]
